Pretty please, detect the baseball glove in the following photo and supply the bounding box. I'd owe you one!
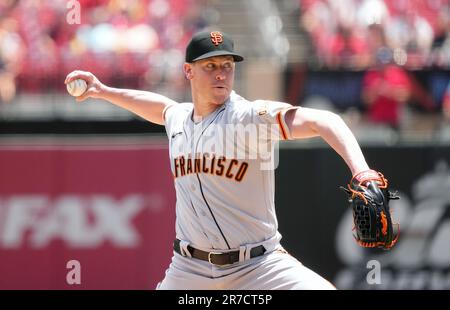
[341,170,400,250]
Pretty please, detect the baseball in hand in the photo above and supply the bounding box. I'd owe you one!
[66,79,88,97]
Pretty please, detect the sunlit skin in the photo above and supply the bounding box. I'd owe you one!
[183,56,235,121]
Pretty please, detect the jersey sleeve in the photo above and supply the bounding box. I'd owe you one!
[162,104,176,139]
[162,104,175,124]
[250,100,299,141]
[163,103,192,139]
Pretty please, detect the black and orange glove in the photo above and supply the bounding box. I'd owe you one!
[341,170,400,250]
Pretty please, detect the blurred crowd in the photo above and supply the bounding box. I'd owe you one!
[0,0,210,102]
[1,0,450,128]
[300,0,450,127]
[300,0,450,70]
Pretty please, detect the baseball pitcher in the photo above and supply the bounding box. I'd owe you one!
[65,30,398,289]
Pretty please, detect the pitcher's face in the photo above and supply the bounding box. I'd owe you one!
[185,55,235,105]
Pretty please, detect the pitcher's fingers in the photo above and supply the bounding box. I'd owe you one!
[75,89,91,102]
[76,84,98,102]
[65,71,91,84]
[64,71,82,84]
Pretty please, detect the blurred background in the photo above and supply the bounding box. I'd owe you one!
[1,0,450,289]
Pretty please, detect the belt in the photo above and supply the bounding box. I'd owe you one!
[173,239,266,266]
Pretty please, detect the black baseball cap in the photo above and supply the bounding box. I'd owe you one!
[185,31,244,63]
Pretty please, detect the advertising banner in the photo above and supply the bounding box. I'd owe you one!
[0,138,175,289]
[276,145,450,289]
[3,139,449,289]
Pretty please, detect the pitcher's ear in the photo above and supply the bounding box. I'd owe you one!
[184,63,193,80]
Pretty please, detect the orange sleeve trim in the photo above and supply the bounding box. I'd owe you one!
[276,110,288,140]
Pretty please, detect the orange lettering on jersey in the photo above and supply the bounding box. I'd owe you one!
[216,157,226,176]
[173,155,249,182]
[202,154,209,173]
[174,158,179,178]
[179,156,186,176]
[226,159,239,179]
[210,31,223,46]
[210,156,216,174]
[235,162,249,182]
[186,157,193,174]
[194,158,201,173]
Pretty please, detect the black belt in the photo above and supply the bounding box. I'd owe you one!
[173,239,266,266]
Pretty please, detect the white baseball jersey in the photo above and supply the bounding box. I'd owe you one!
[159,91,336,290]
[163,91,298,251]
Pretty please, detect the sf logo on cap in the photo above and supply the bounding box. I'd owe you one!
[210,31,223,46]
